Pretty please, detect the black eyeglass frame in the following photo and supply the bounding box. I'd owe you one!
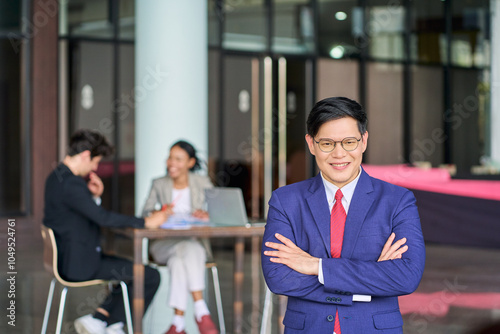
[313,137,362,152]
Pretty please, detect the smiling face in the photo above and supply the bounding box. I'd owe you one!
[305,117,368,188]
[166,145,195,180]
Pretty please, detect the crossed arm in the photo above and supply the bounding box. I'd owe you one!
[261,190,425,301]
[264,232,408,276]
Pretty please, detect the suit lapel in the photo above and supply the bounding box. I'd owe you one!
[306,174,332,255]
[341,168,375,258]
[188,173,200,209]
[164,177,173,203]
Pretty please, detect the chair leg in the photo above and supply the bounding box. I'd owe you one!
[55,287,68,334]
[41,278,56,334]
[119,281,134,334]
[260,287,273,334]
[210,266,225,334]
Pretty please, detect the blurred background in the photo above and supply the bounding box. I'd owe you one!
[1,1,500,333]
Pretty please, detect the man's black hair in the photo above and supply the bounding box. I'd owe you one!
[68,129,114,158]
[306,97,368,138]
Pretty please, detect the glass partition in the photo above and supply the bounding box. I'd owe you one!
[411,65,444,166]
[0,0,27,216]
[451,0,490,68]
[410,0,445,64]
[0,1,21,31]
[316,58,359,101]
[272,0,314,54]
[318,0,359,58]
[367,0,404,61]
[450,68,490,174]
[119,0,135,40]
[0,37,23,214]
[449,1,490,174]
[60,0,135,40]
[208,0,220,47]
[223,0,267,51]
[60,0,113,38]
[71,42,113,136]
[366,62,403,164]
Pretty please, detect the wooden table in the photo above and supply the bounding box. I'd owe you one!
[111,224,265,334]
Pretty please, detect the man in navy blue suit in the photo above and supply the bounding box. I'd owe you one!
[262,97,425,333]
[44,129,166,334]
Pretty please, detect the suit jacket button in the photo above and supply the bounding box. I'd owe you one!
[327,315,334,322]
[326,297,331,302]
[338,297,342,302]
[96,246,101,252]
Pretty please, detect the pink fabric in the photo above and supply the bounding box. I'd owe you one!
[96,160,135,177]
[362,164,500,201]
[399,292,500,316]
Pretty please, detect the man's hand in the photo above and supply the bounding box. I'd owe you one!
[378,233,408,262]
[87,172,104,198]
[264,233,320,275]
[144,210,167,229]
[264,232,408,275]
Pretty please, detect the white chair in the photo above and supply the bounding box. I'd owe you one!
[261,287,287,334]
[40,225,133,334]
[142,238,226,334]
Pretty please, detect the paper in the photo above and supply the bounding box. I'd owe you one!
[160,213,209,229]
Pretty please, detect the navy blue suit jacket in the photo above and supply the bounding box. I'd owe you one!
[43,163,145,281]
[262,168,425,333]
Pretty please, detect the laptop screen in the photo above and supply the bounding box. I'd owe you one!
[205,187,249,226]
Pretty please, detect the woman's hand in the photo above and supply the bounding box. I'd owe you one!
[192,209,209,219]
[161,203,175,216]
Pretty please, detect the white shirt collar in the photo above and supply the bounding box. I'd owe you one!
[320,167,362,214]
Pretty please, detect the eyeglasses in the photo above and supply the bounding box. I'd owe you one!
[313,137,361,152]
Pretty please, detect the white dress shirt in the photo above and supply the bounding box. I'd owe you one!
[317,167,371,304]
[318,167,361,283]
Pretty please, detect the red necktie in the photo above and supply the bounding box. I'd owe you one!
[330,189,346,334]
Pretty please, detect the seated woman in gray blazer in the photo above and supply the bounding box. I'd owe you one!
[142,140,218,334]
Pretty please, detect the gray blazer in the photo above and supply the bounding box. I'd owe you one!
[142,172,215,260]
[141,172,214,217]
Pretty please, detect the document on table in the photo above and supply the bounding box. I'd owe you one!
[160,213,210,229]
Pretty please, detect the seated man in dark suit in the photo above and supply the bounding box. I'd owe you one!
[43,129,167,334]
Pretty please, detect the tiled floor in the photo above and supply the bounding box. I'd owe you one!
[401,244,500,334]
[2,227,500,334]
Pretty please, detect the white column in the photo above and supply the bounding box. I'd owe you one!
[492,0,500,167]
[135,2,207,333]
[135,0,208,214]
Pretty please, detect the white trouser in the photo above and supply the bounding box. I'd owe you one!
[150,238,207,311]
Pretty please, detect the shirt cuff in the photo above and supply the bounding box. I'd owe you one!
[94,197,102,206]
[318,258,324,284]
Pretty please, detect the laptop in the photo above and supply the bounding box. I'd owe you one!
[205,187,249,227]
